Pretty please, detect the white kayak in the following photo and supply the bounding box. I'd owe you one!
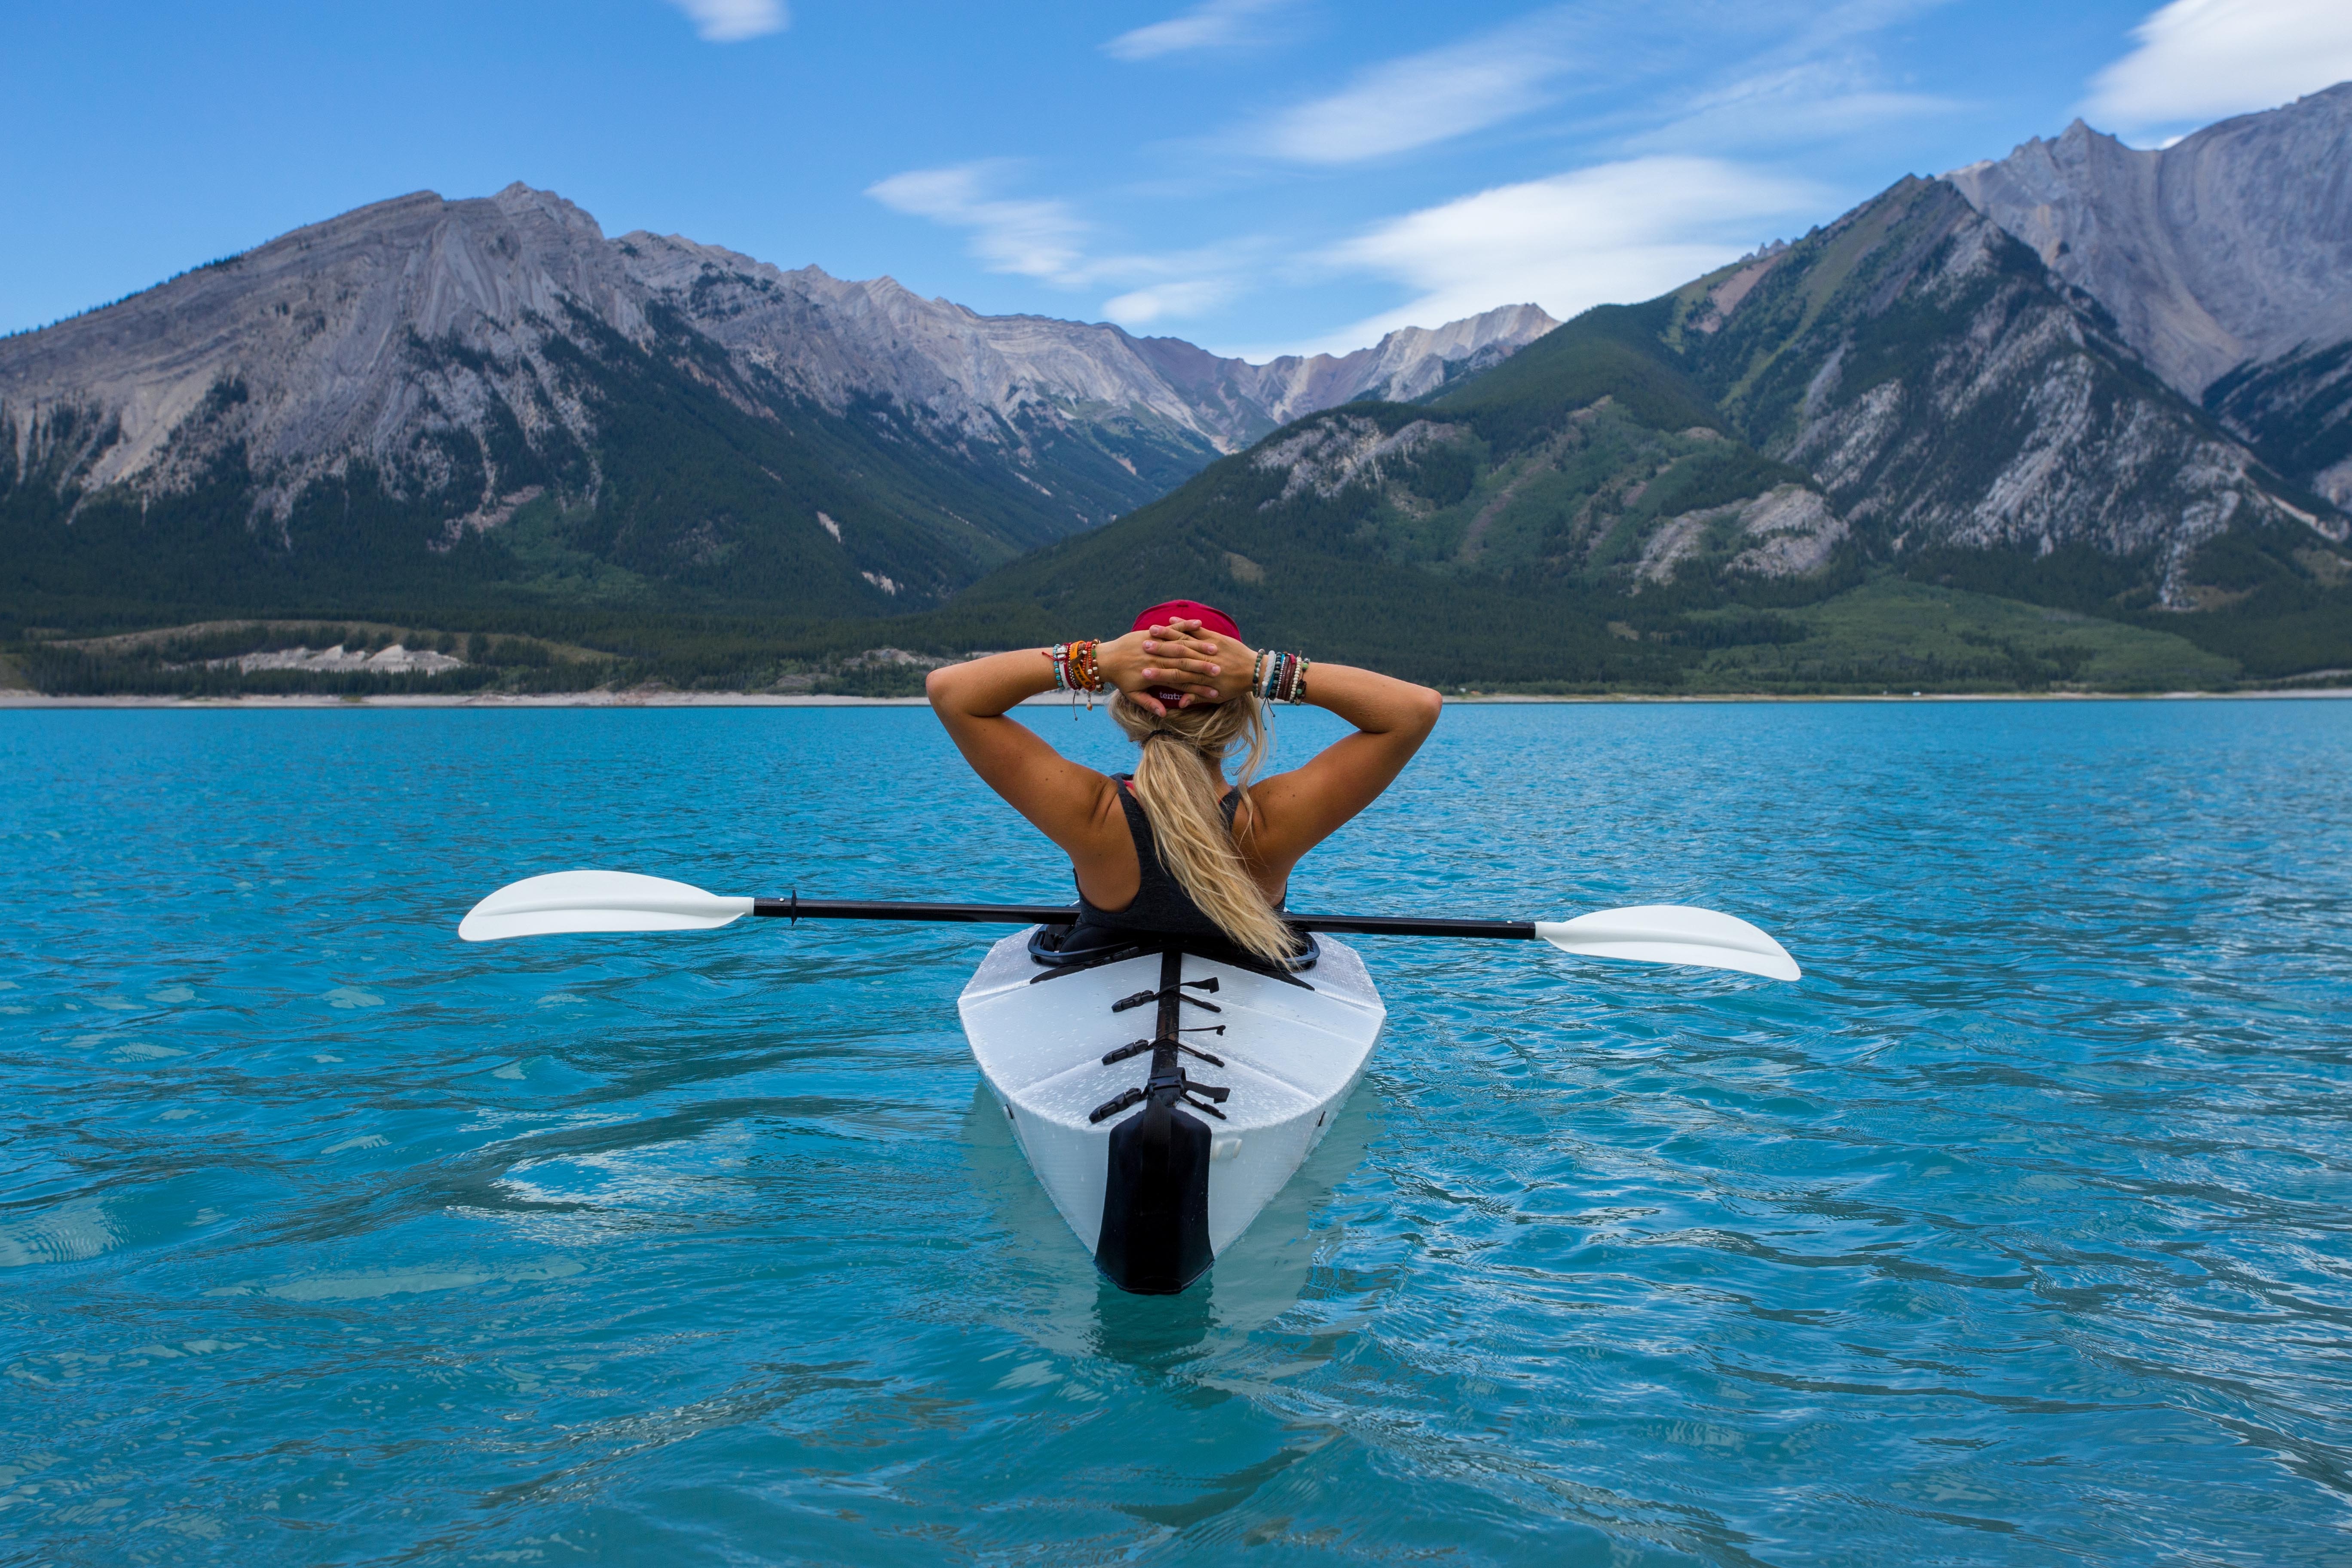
[958,928,1385,1294]
[458,872,1799,1295]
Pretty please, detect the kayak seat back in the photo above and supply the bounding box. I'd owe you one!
[1027,920,1321,977]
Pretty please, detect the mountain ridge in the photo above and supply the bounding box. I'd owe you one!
[1947,82,2352,506]
[0,181,1553,618]
[9,86,2352,695]
[1669,176,2340,602]
[943,162,2350,689]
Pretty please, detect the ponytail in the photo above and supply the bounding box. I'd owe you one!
[1110,691,1296,964]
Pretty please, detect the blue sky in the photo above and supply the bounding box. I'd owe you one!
[6,0,2351,357]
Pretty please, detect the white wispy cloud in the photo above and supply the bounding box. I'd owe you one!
[867,164,1250,325]
[876,4,1930,349]
[1292,156,1818,355]
[1105,0,1287,62]
[1102,279,1238,326]
[1260,9,1583,163]
[866,165,1090,282]
[1632,57,1954,153]
[1251,0,1954,165]
[665,0,787,43]
[2085,0,2352,132]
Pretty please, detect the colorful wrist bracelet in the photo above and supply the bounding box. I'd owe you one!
[1250,650,1309,703]
[1046,639,1103,699]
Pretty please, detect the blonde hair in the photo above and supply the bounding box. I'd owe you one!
[1110,691,1296,964]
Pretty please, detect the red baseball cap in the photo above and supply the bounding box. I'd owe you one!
[1131,599,1243,704]
[1131,599,1242,639]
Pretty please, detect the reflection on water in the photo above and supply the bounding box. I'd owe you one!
[2,700,2350,1564]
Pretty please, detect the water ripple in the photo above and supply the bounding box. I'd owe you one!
[2,701,2349,1563]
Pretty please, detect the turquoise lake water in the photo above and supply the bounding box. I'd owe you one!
[4,699,2350,1565]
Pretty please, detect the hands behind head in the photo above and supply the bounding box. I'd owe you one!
[1098,619,1259,717]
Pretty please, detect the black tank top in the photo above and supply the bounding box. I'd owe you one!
[1077,776,1275,936]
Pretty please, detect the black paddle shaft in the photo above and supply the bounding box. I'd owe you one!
[749,896,1537,940]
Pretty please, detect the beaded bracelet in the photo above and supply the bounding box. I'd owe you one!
[1043,640,1104,715]
[1043,640,1104,691]
[1252,649,1310,704]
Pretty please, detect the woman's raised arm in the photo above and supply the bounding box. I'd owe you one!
[1133,623,1443,869]
[1245,661,1443,866]
[923,633,1226,850]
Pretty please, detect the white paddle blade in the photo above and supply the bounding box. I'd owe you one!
[1535,905,1800,982]
[458,870,754,943]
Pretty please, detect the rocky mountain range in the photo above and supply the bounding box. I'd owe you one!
[1668,176,2337,606]
[0,183,1550,616]
[951,88,2352,686]
[614,224,1549,462]
[1948,82,2352,508]
[6,84,2350,690]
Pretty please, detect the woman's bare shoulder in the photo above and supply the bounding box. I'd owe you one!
[1089,773,1126,824]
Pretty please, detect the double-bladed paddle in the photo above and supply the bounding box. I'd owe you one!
[458,870,1801,982]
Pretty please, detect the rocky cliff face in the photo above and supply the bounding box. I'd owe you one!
[0,184,1552,613]
[615,233,1554,458]
[1946,83,2352,505]
[1130,303,1559,436]
[1,186,629,524]
[2204,341,2352,510]
[1672,177,2341,603]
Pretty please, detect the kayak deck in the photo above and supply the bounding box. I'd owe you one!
[959,928,1384,1289]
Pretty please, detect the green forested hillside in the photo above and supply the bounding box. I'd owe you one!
[922,411,2231,695]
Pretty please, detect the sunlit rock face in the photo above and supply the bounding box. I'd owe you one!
[1947,84,2352,505]
[1684,178,2339,603]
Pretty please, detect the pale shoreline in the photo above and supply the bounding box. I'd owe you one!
[2,686,2348,710]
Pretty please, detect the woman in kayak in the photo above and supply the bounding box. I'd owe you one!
[926,600,1442,965]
